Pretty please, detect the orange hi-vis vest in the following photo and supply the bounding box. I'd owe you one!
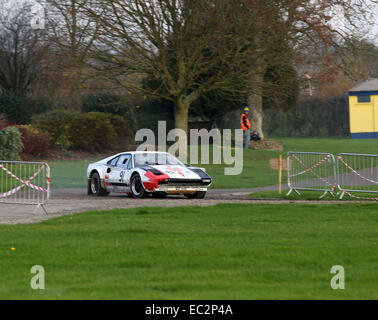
[240,113,251,131]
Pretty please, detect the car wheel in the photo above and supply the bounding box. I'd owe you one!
[130,174,149,198]
[184,191,206,199]
[91,172,109,197]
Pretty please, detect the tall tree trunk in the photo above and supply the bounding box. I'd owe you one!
[175,97,189,135]
[171,97,190,159]
[173,92,200,158]
[248,73,265,140]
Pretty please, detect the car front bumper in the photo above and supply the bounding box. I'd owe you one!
[154,186,208,194]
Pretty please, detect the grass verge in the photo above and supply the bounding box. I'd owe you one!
[249,190,378,201]
[0,203,377,299]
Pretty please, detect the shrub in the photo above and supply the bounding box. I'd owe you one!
[0,126,23,160]
[17,125,52,157]
[31,109,78,148]
[108,113,128,135]
[0,96,50,124]
[68,112,127,152]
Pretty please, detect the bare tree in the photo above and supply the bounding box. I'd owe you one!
[46,0,100,100]
[0,1,47,96]
[245,0,377,139]
[48,0,377,141]
[81,0,262,137]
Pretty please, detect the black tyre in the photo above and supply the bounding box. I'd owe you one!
[184,191,206,199]
[130,174,149,198]
[90,172,109,197]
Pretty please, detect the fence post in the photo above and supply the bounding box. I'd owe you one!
[278,154,283,195]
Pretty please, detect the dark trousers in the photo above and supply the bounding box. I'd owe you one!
[243,129,250,149]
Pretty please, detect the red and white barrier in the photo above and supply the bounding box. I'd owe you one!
[337,153,378,200]
[0,161,50,213]
[290,154,337,190]
[287,152,378,200]
[287,152,337,198]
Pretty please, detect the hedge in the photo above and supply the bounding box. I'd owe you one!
[31,110,78,148]
[67,112,128,152]
[0,96,49,124]
[0,126,23,160]
[18,125,52,157]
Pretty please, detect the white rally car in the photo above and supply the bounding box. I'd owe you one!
[87,151,212,199]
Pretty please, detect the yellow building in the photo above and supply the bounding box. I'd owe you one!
[349,79,378,139]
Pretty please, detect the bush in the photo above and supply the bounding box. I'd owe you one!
[0,126,23,160]
[0,96,50,124]
[108,113,128,135]
[17,125,52,157]
[31,109,78,148]
[81,93,136,131]
[68,112,127,152]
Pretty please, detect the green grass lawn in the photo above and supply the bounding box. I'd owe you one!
[48,159,93,189]
[45,138,378,189]
[280,137,378,154]
[0,203,377,299]
[249,190,378,201]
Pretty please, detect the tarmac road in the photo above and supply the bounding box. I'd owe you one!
[0,185,352,225]
[51,187,281,200]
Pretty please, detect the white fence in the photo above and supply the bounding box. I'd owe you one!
[0,161,50,213]
[287,152,378,200]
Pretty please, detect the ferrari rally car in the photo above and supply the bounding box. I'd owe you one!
[87,151,212,199]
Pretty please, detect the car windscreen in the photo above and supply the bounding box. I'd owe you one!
[134,153,184,166]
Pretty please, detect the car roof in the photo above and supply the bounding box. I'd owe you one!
[116,151,171,156]
[104,151,172,161]
[95,151,174,165]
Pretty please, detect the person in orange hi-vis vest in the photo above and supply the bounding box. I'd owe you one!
[240,107,251,149]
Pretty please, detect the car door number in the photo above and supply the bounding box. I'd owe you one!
[120,170,125,182]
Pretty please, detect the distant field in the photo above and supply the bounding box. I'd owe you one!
[48,159,93,189]
[41,138,378,189]
[0,203,377,299]
[280,137,378,155]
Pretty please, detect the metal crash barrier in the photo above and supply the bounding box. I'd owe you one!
[336,153,378,200]
[0,161,50,214]
[287,152,337,198]
[287,152,378,200]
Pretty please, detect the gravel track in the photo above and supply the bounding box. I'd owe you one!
[0,187,358,225]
